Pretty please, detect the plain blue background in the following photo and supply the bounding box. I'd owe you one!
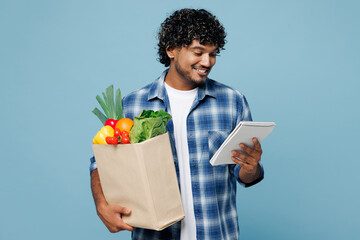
[1,0,359,239]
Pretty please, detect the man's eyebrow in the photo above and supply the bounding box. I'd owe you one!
[191,46,219,52]
[191,46,205,50]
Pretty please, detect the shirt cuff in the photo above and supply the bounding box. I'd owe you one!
[235,161,264,188]
[89,156,97,175]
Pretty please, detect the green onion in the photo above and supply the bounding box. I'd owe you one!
[92,85,124,124]
[92,108,108,125]
[96,95,109,117]
[115,88,123,119]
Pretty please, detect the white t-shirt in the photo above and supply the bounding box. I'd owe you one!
[165,83,198,240]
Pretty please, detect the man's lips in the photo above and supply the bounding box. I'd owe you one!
[193,66,210,75]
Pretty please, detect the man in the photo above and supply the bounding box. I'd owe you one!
[90,8,264,239]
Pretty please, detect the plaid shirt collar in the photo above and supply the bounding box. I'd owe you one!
[147,69,217,103]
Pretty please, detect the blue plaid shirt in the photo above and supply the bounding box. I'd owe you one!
[90,70,264,240]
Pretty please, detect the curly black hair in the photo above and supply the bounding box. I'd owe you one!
[157,8,227,67]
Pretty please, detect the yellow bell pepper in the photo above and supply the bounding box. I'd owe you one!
[93,126,114,144]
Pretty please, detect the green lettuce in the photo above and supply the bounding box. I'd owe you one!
[129,110,172,143]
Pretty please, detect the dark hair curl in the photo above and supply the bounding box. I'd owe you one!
[157,8,227,67]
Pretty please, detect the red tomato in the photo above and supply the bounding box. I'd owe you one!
[114,128,121,137]
[105,136,113,144]
[121,131,129,138]
[113,137,119,145]
[121,136,130,144]
[106,136,118,145]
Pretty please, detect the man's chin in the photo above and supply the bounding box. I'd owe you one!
[191,78,207,87]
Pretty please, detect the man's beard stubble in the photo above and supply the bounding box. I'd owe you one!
[174,61,208,88]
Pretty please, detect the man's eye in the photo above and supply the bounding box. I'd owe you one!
[194,52,202,56]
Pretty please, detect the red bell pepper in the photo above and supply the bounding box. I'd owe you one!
[104,119,119,130]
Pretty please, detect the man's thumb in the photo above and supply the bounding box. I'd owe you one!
[114,205,131,215]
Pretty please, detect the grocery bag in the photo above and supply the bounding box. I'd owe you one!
[92,132,185,230]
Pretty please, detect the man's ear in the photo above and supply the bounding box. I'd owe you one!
[166,47,175,60]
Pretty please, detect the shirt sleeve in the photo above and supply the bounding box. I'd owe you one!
[234,92,264,187]
[234,162,264,187]
[236,92,252,123]
[89,156,97,175]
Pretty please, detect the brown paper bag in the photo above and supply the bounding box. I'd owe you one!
[92,132,185,230]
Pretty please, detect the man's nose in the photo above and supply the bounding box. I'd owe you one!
[200,54,211,67]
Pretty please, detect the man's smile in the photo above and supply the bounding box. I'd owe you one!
[193,66,210,76]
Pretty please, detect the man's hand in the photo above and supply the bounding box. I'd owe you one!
[91,169,134,233]
[96,202,134,233]
[231,137,262,183]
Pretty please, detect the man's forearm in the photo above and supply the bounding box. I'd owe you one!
[90,169,134,232]
[91,169,107,207]
[238,163,261,184]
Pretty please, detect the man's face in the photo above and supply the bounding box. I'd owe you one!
[167,40,218,89]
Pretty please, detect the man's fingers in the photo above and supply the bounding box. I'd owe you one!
[231,156,256,172]
[118,222,135,231]
[111,206,134,231]
[232,156,246,165]
[239,143,253,156]
[99,214,113,229]
[252,138,262,153]
[98,204,134,232]
[112,205,132,215]
[232,156,257,172]
[237,139,262,160]
[232,151,249,162]
[231,150,256,165]
[99,214,124,233]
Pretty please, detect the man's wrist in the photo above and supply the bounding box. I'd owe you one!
[239,163,261,183]
[243,163,260,175]
[96,200,109,213]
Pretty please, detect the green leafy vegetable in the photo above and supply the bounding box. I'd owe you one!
[129,110,172,143]
[92,85,124,125]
